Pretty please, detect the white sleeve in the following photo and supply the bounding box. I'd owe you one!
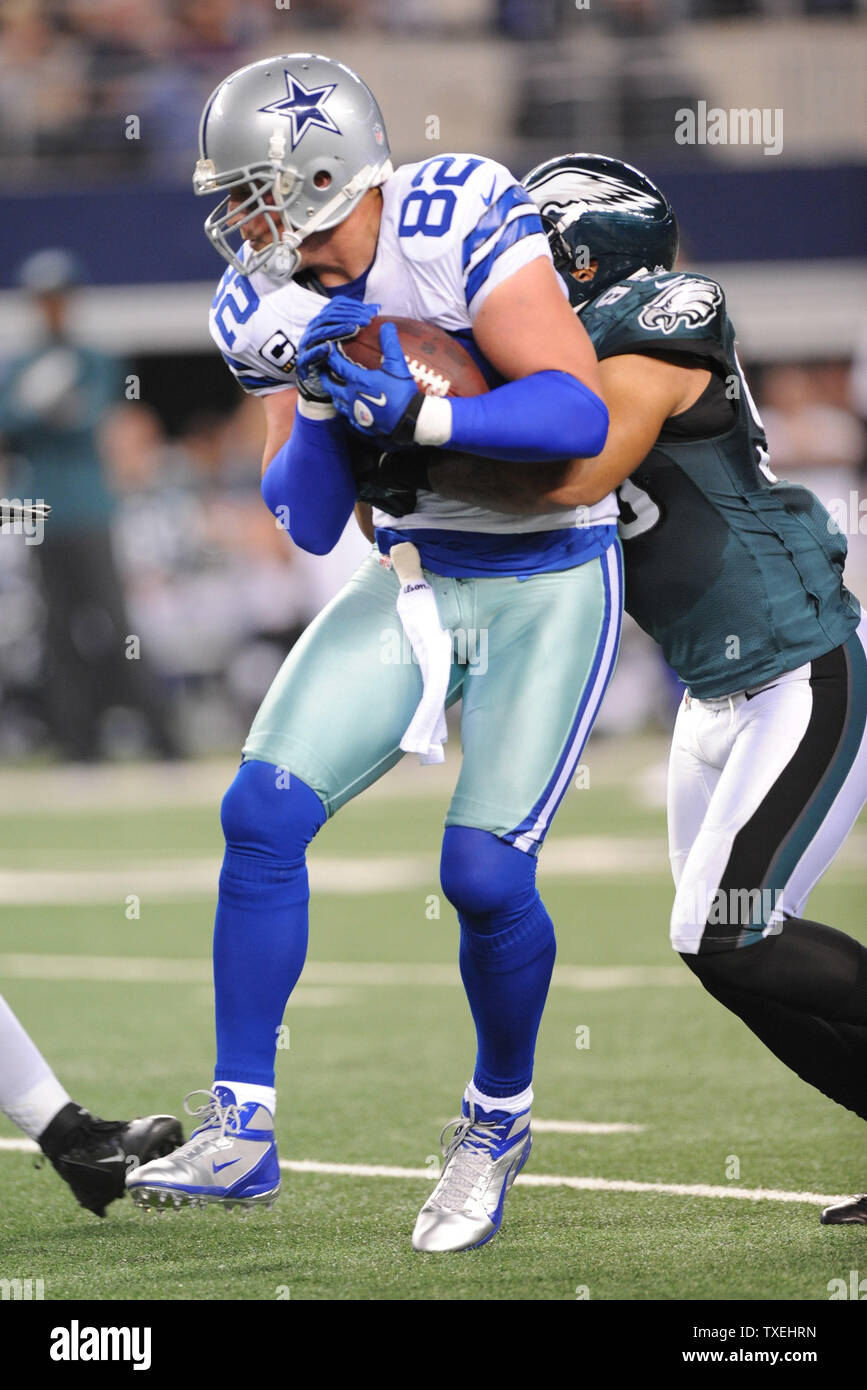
[208,271,324,397]
[389,156,553,329]
[452,158,553,318]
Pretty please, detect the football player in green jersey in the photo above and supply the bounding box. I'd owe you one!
[393,155,866,1225]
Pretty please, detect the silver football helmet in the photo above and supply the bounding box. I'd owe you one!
[194,52,392,278]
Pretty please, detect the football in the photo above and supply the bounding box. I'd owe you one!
[334,315,490,399]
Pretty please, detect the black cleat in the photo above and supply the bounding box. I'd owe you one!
[820,1194,867,1225]
[38,1103,183,1217]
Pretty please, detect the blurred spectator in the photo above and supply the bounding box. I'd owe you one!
[1,0,862,183]
[0,249,180,760]
[101,397,369,750]
[0,1,89,168]
[496,0,565,41]
[849,318,867,480]
[605,0,676,36]
[761,364,864,474]
[760,362,867,601]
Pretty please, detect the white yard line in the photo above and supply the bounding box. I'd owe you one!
[0,855,435,903]
[553,965,690,989]
[0,953,693,990]
[532,1121,646,1134]
[0,833,863,904]
[0,762,237,814]
[284,1161,845,1207]
[0,738,677,814]
[0,755,458,814]
[0,843,673,904]
[0,1139,842,1207]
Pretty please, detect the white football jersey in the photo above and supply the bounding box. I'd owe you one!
[208,153,617,535]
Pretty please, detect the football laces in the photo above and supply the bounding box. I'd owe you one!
[405,357,450,396]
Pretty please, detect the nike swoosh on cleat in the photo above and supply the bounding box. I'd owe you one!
[212,1158,241,1174]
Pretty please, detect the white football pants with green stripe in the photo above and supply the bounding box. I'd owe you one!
[669,610,867,952]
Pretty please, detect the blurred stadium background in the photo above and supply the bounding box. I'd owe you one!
[0,1,865,1302]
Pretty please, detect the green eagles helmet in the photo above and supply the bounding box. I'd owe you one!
[194,52,392,278]
[523,153,679,306]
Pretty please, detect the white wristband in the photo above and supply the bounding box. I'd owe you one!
[413,394,453,447]
[297,396,337,421]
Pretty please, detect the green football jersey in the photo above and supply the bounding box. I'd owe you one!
[580,269,861,698]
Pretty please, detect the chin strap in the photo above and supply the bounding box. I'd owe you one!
[273,160,394,277]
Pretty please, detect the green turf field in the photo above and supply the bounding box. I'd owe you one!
[0,736,864,1301]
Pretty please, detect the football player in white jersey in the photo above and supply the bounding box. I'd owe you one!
[128,54,621,1252]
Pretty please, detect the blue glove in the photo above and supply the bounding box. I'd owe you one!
[325,321,422,443]
[296,298,379,402]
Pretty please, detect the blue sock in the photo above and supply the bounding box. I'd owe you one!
[440,826,556,1098]
[213,761,326,1086]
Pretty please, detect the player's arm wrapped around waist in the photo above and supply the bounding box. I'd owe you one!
[355,372,610,507]
[349,440,440,517]
[260,398,356,555]
[411,370,609,463]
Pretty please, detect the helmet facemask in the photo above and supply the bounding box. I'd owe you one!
[537,212,575,277]
[195,157,304,276]
[195,142,392,280]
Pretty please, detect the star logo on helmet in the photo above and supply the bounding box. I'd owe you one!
[258,72,341,150]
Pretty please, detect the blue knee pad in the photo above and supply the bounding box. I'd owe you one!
[221,759,326,871]
[440,825,554,970]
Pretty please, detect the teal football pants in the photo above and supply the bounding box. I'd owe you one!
[242,542,623,847]
[212,539,622,1092]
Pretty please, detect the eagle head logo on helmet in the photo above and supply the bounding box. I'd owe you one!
[534,170,662,232]
[522,153,679,308]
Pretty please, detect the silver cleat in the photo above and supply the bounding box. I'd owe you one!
[412,1100,532,1252]
[126,1086,280,1212]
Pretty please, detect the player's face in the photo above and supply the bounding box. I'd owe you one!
[227,183,280,251]
[226,180,346,276]
[37,291,68,335]
[224,179,377,280]
[572,258,599,285]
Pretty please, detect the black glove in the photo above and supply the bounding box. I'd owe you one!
[348,439,434,518]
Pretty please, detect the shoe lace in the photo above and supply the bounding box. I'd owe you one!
[183,1089,241,1142]
[434,1104,502,1208]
